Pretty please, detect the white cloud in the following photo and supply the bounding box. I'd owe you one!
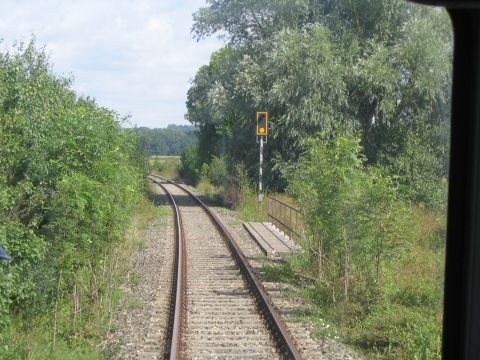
[0,0,222,128]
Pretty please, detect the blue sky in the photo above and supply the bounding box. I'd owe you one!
[0,0,222,128]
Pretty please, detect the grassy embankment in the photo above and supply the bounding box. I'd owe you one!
[260,202,445,359]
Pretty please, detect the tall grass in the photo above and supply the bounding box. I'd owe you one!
[197,179,224,200]
[235,190,268,222]
[150,156,181,179]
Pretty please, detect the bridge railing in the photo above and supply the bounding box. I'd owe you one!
[265,195,303,241]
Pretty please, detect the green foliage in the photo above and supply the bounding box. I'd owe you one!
[187,0,452,202]
[197,179,223,201]
[192,0,311,45]
[287,133,413,305]
[237,25,349,153]
[0,40,145,356]
[194,156,229,201]
[282,133,445,357]
[354,303,441,359]
[179,144,201,184]
[384,130,448,210]
[216,162,266,220]
[0,317,99,360]
[207,156,228,186]
[231,162,257,207]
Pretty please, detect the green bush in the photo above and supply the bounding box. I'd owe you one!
[152,156,181,179]
[287,133,412,305]
[179,144,201,184]
[284,133,444,358]
[386,277,440,309]
[384,130,448,210]
[0,40,145,355]
[355,303,441,359]
[207,156,228,186]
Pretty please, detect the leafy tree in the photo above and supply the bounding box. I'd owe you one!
[192,0,311,45]
[186,0,452,202]
[185,48,258,180]
[236,25,350,166]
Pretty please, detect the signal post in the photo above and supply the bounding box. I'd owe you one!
[256,112,268,204]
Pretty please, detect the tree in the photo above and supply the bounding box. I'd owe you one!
[186,0,452,201]
[192,0,311,45]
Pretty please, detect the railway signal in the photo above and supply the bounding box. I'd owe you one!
[256,112,268,204]
[256,111,268,136]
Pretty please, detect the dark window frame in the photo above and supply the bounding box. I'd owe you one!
[410,2,480,358]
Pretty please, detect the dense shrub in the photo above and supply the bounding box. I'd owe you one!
[287,133,413,305]
[207,156,228,186]
[0,41,145,352]
[179,144,201,184]
[286,132,444,358]
[383,130,448,210]
[151,156,181,179]
[355,303,441,359]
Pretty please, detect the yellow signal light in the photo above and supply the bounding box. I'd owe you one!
[256,112,268,136]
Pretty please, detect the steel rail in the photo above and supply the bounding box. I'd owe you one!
[150,175,304,359]
[152,179,186,359]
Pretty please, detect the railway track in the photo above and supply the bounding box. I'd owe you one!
[149,175,303,359]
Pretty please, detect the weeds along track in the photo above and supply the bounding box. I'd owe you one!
[149,175,303,359]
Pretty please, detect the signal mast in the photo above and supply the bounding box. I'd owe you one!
[256,112,268,203]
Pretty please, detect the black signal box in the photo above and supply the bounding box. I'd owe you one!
[256,112,268,136]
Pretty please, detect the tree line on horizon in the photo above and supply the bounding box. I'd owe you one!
[130,124,197,156]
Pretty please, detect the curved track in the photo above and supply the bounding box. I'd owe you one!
[155,181,186,359]
[149,175,303,359]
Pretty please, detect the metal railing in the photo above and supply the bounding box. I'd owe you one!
[265,195,302,240]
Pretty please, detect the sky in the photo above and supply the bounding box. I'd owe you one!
[0,0,223,128]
